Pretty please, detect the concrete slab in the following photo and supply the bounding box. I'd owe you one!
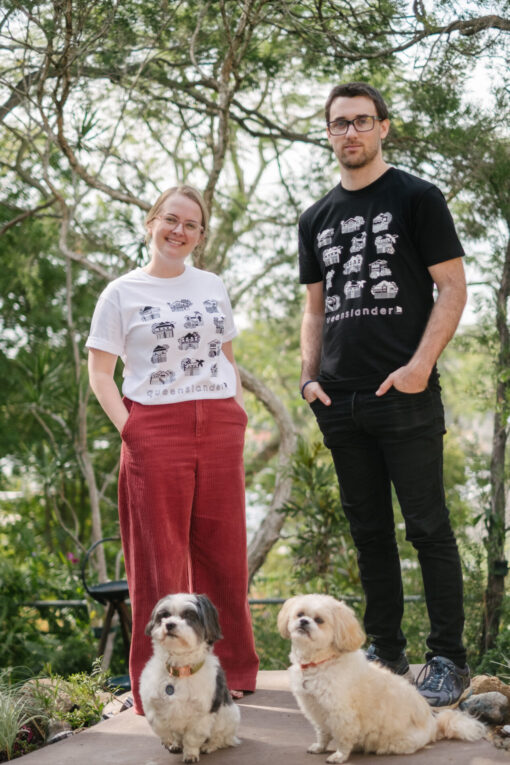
[16,671,509,765]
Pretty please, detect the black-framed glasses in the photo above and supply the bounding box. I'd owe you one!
[327,115,383,136]
[157,214,203,234]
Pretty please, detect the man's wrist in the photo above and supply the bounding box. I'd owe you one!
[301,379,316,399]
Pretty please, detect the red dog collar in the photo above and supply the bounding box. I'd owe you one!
[300,655,337,670]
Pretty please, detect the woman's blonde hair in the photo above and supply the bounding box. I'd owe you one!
[144,185,209,245]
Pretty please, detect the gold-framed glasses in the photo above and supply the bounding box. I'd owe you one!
[157,214,203,234]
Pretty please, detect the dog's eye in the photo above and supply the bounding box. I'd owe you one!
[297,611,305,618]
[314,616,324,624]
[158,610,169,619]
[182,609,197,620]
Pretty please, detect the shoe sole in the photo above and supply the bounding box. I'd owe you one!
[426,683,472,710]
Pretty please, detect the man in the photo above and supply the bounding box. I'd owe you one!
[299,82,469,708]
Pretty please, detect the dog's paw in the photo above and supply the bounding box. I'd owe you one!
[182,752,200,763]
[165,743,183,754]
[326,751,348,764]
[307,743,327,754]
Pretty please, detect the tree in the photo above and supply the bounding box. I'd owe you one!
[1,0,509,584]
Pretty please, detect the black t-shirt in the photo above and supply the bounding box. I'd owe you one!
[298,168,465,391]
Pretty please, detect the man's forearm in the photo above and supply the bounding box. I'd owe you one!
[300,311,325,385]
[408,280,466,379]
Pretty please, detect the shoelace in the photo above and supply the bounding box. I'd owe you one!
[419,658,451,690]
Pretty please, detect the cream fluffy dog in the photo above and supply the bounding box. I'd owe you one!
[140,593,240,763]
[278,594,485,764]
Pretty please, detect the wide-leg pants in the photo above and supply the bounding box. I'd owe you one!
[118,397,259,714]
[310,384,466,667]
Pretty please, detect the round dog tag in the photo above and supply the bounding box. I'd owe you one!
[165,684,175,696]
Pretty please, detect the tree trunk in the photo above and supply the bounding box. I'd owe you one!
[481,231,510,652]
[238,366,297,581]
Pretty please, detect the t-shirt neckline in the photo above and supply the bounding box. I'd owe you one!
[338,167,394,196]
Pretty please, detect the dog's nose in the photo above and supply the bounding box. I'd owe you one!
[165,621,176,633]
[299,618,309,628]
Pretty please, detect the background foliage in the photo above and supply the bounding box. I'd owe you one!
[0,0,509,678]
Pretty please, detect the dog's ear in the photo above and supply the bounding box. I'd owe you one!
[196,594,223,644]
[277,597,298,639]
[145,604,158,636]
[331,600,365,652]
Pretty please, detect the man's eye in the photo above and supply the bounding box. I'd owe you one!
[334,120,347,129]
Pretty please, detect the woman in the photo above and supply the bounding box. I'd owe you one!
[86,185,259,712]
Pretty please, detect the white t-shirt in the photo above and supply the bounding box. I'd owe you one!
[86,266,238,405]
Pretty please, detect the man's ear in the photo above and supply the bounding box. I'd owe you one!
[380,118,390,140]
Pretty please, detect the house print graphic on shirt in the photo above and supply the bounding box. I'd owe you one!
[214,316,225,334]
[341,216,364,234]
[371,280,399,299]
[323,246,342,266]
[184,311,203,328]
[343,253,363,275]
[325,295,341,313]
[317,228,335,248]
[150,369,176,385]
[369,260,392,279]
[181,357,205,376]
[168,299,192,311]
[208,339,221,357]
[325,269,335,290]
[151,344,169,363]
[350,232,367,252]
[344,280,366,299]
[374,234,398,255]
[139,306,160,321]
[203,299,219,313]
[152,321,175,339]
[178,332,201,351]
[372,212,392,233]
[211,363,218,377]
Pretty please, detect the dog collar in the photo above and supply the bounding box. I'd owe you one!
[300,655,337,670]
[166,660,205,678]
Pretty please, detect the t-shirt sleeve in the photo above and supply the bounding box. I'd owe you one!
[85,291,125,357]
[298,216,323,284]
[413,186,465,267]
[219,279,237,343]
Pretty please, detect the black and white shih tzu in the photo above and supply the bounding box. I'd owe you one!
[140,593,240,763]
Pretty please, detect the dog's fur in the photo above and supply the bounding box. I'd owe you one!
[140,593,240,763]
[278,594,485,764]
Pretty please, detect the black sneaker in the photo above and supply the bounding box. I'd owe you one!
[365,644,415,683]
[416,656,471,708]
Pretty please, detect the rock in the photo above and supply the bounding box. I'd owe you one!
[472,674,510,703]
[22,678,74,714]
[101,691,133,719]
[46,719,74,745]
[460,691,509,724]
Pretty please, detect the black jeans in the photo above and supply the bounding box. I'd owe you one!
[310,385,466,667]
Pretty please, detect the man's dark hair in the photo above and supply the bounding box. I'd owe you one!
[325,82,389,123]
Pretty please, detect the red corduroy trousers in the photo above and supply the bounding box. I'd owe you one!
[118,397,259,714]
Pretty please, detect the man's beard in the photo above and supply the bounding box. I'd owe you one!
[338,142,379,170]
